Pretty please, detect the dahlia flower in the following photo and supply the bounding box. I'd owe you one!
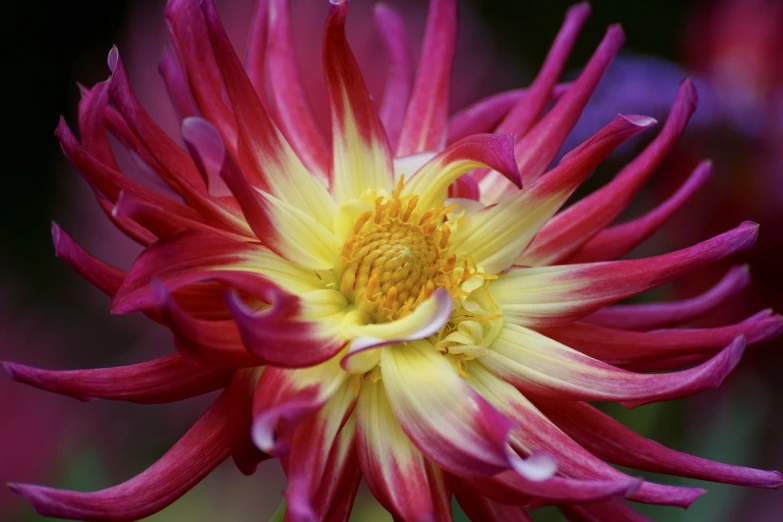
[5,0,782,520]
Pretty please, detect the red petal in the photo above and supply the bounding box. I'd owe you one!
[10,395,231,521]
[266,0,329,179]
[515,25,625,184]
[52,223,125,297]
[375,3,413,151]
[520,81,700,265]
[2,354,229,404]
[225,368,269,475]
[538,400,783,489]
[397,0,457,155]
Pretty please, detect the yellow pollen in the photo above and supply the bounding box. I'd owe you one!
[337,179,482,321]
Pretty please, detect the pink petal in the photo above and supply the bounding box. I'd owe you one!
[585,265,751,330]
[447,83,571,144]
[10,395,231,521]
[251,361,346,457]
[396,0,457,155]
[108,50,249,235]
[515,25,625,184]
[324,1,394,200]
[243,0,269,102]
[77,82,120,170]
[520,80,700,266]
[451,478,533,522]
[560,500,654,522]
[498,3,590,139]
[2,354,229,404]
[569,159,710,264]
[453,113,655,275]
[285,382,357,521]
[225,368,269,476]
[485,326,746,406]
[155,283,263,368]
[494,222,759,327]
[52,223,125,297]
[165,0,238,148]
[538,400,783,489]
[227,286,347,368]
[355,380,450,522]
[380,341,555,479]
[543,313,782,365]
[158,49,198,122]
[266,0,329,179]
[112,229,276,314]
[375,3,414,152]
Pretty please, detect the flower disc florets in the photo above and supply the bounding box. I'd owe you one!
[337,180,462,321]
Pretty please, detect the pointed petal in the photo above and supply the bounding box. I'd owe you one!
[498,3,590,138]
[375,4,413,151]
[225,368,268,475]
[542,313,782,365]
[526,157,709,267]
[397,0,457,155]
[2,355,229,404]
[538,400,783,489]
[483,325,746,405]
[244,0,269,101]
[112,190,247,242]
[155,284,262,368]
[77,82,120,170]
[356,379,451,522]
[227,286,347,368]
[325,1,394,201]
[569,159,710,264]
[447,84,571,144]
[285,380,357,521]
[251,358,347,457]
[113,229,323,314]
[200,0,336,229]
[462,363,703,508]
[381,340,556,479]
[10,395,230,521]
[492,222,759,327]
[107,51,250,235]
[515,25,625,184]
[158,49,198,122]
[52,223,125,297]
[520,82,701,266]
[165,0,238,146]
[453,114,655,275]
[313,414,362,522]
[403,134,522,212]
[584,265,751,330]
[265,0,329,179]
[450,479,532,522]
[462,363,640,504]
[561,501,654,522]
[55,114,195,224]
[182,117,339,269]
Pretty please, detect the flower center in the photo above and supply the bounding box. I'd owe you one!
[337,182,459,321]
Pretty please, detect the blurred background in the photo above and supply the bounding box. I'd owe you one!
[1,0,782,520]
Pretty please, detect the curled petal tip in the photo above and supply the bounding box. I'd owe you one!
[770,471,783,489]
[1,361,15,379]
[509,451,558,482]
[107,45,119,72]
[724,336,747,376]
[567,2,592,17]
[606,24,626,43]
[619,114,658,128]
